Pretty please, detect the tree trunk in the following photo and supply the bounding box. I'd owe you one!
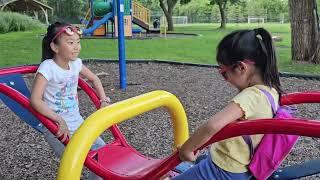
[166,10,174,31]
[159,0,177,31]
[312,0,320,63]
[289,0,319,63]
[217,1,227,29]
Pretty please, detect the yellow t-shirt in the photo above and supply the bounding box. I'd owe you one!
[210,85,279,173]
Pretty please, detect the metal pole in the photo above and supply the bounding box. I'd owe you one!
[117,0,127,89]
[90,0,93,18]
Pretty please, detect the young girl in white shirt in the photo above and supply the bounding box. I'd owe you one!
[31,22,110,179]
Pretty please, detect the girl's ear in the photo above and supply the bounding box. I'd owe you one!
[236,61,248,74]
[50,42,58,54]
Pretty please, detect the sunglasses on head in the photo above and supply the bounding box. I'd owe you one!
[51,25,83,43]
[218,59,255,80]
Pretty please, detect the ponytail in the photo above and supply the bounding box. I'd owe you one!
[41,35,54,61]
[254,28,283,94]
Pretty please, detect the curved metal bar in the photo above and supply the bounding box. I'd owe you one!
[0,65,38,75]
[149,118,320,179]
[205,118,320,147]
[281,92,320,105]
[57,90,189,180]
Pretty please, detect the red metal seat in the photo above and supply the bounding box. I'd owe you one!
[95,145,161,177]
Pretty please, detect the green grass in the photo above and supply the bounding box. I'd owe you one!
[1,23,320,75]
[0,29,43,66]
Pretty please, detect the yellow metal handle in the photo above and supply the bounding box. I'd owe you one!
[57,90,189,179]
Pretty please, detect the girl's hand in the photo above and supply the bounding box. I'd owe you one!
[100,101,110,108]
[178,147,199,162]
[55,117,70,142]
[100,97,111,108]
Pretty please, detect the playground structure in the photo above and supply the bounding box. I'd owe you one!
[82,0,160,37]
[1,65,320,179]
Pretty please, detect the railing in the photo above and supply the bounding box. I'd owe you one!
[84,8,90,21]
[132,0,151,26]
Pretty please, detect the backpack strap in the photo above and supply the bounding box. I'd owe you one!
[258,88,277,115]
[242,88,278,159]
[242,135,254,158]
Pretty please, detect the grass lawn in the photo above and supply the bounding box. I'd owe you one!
[0,23,319,75]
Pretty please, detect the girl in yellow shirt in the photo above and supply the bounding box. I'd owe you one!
[174,28,282,180]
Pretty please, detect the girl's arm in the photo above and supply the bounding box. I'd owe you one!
[80,65,110,107]
[30,74,70,141]
[179,102,244,162]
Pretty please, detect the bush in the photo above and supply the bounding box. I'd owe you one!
[0,16,10,33]
[0,11,43,33]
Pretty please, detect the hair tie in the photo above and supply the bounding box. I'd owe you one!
[253,28,268,55]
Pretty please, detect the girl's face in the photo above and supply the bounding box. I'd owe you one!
[50,26,82,62]
[55,33,81,61]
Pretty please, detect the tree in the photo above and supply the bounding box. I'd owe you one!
[177,0,212,23]
[209,0,240,28]
[259,0,288,22]
[181,0,240,28]
[246,0,289,23]
[228,2,246,23]
[159,0,179,31]
[40,0,87,23]
[289,0,320,63]
[137,0,159,12]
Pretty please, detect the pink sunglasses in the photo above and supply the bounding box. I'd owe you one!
[51,25,82,43]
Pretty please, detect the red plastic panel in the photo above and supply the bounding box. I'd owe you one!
[97,145,161,176]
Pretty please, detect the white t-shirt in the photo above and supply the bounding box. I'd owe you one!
[37,58,84,133]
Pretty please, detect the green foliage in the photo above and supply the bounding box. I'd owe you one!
[42,0,88,23]
[246,0,288,22]
[316,0,320,15]
[260,0,288,14]
[175,0,289,24]
[180,0,191,5]
[0,17,10,33]
[176,0,213,23]
[209,0,240,6]
[136,0,160,12]
[228,4,245,22]
[0,11,43,34]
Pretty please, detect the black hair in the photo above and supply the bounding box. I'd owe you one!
[41,22,69,61]
[216,28,282,93]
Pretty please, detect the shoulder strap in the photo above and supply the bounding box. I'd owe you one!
[258,88,277,115]
[242,88,277,159]
[243,135,254,158]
